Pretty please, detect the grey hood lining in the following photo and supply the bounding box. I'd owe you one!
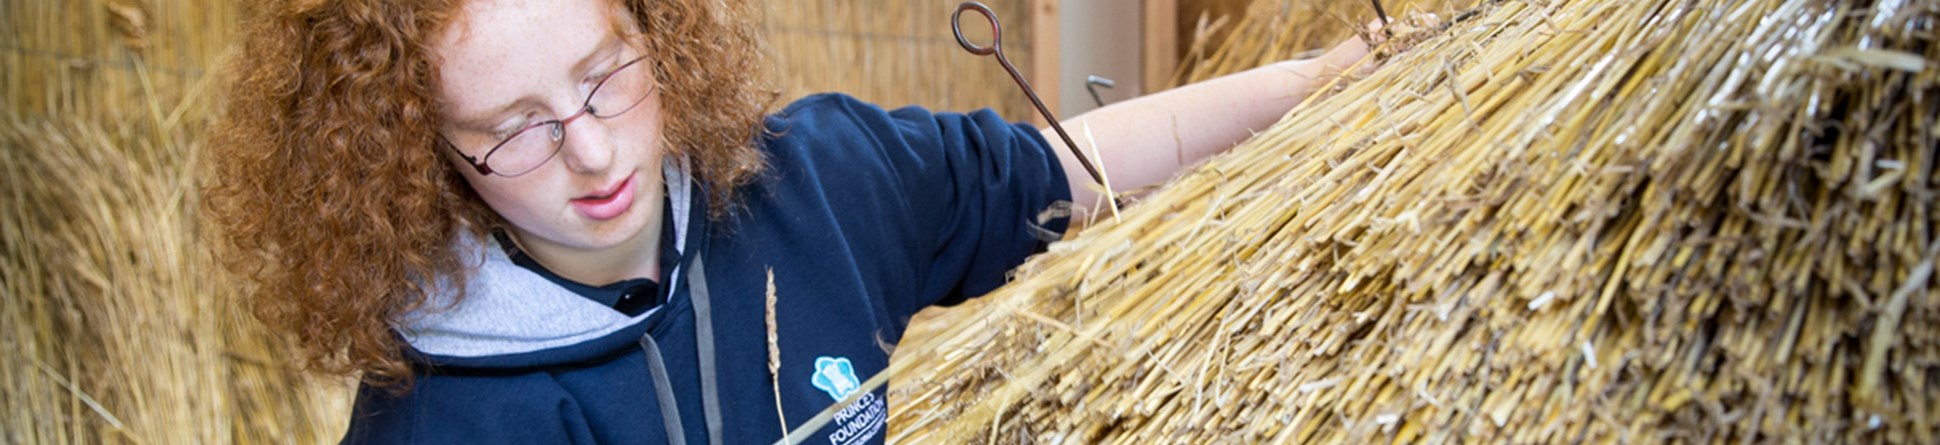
[399,158,695,358]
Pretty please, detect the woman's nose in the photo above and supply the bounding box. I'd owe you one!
[555,116,616,174]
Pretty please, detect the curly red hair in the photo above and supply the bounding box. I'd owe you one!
[205,0,774,388]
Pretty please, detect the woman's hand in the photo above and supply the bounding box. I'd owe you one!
[1299,20,1394,80]
[1282,36,1378,88]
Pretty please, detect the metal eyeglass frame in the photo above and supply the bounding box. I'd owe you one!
[446,54,657,177]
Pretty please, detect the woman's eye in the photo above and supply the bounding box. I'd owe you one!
[491,121,528,141]
[587,67,617,86]
[590,56,630,84]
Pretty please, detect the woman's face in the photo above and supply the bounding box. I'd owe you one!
[434,0,667,259]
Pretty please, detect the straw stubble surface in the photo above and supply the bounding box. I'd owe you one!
[888,0,1938,442]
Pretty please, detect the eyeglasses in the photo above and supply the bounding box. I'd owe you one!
[446,55,657,177]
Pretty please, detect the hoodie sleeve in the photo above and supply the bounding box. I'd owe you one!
[340,375,597,445]
[765,94,1073,319]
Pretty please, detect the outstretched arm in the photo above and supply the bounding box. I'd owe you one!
[1045,37,1373,212]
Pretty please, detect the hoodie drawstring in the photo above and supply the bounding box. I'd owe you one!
[637,334,688,445]
[689,253,726,445]
[639,252,725,445]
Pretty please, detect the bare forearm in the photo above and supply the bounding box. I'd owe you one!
[1046,39,1370,210]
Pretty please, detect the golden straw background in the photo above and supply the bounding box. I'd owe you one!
[1,0,350,443]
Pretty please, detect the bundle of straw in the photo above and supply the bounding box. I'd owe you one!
[1172,0,1473,86]
[888,0,1938,442]
[0,106,354,443]
[3,0,351,442]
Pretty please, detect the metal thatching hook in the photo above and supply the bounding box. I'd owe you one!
[951,1,1107,187]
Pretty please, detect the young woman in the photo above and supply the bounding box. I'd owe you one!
[206,0,1374,443]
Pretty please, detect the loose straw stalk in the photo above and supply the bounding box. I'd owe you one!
[889,0,1940,442]
[766,268,788,438]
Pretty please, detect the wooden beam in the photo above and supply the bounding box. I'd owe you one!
[1029,0,1060,125]
[1142,0,1178,94]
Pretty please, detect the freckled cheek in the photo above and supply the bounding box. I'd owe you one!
[441,152,570,224]
[471,179,568,222]
[619,101,668,157]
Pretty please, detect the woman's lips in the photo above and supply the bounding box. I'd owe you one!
[570,175,635,221]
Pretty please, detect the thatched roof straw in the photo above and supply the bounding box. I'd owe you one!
[886,0,1939,442]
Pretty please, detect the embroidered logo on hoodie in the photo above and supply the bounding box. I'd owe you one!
[812,356,884,445]
[811,356,860,400]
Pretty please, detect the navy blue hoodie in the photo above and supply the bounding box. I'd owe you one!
[341,94,1072,444]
